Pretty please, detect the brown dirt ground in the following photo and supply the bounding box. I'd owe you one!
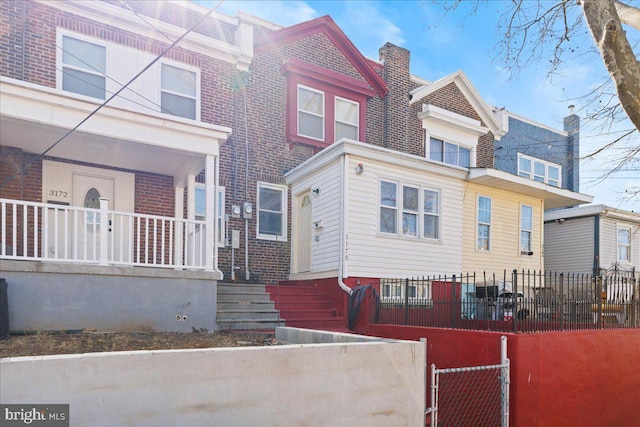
[0,330,279,358]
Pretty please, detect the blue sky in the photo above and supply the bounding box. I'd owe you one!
[199,0,639,212]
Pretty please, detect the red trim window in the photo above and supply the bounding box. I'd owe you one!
[282,59,374,150]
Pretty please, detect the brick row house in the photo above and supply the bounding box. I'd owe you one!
[0,0,592,332]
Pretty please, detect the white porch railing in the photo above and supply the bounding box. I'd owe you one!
[1,198,208,269]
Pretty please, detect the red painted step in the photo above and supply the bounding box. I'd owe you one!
[265,283,347,330]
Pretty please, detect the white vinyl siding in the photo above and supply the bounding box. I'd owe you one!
[288,160,343,274]
[347,158,463,278]
[543,217,595,273]
[600,217,639,269]
[57,29,200,120]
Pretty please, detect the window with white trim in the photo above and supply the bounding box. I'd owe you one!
[257,182,287,241]
[379,181,398,234]
[335,96,359,141]
[430,138,471,168]
[379,180,441,240]
[617,228,631,262]
[477,196,491,251]
[518,154,561,187]
[423,190,440,239]
[195,185,226,246]
[161,63,198,120]
[297,85,325,141]
[520,205,533,254]
[61,35,106,99]
[380,278,432,303]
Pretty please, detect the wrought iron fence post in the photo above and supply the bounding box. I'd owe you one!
[451,275,457,328]
[404,278,409,326]
[512,270,518,333]
[597,275,604,329]
[559,273,565,331]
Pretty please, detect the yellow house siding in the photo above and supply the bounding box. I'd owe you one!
[463,182,543,274]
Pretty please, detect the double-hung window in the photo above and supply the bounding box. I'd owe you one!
[423,190,440,239]
[195,184,226,246]
[61,35,106,99]
[161,63,198,120]
[335,97,359,141]
[518,154,561,187]
[402,186,419,237]
[257,182,287,241]
[297,85,325,140]
[379,181,398,234]
[520,205,533,254]
[477,196,492,251]
[430,138,470,168]
[617,228,631,262]
[379,180,440,240]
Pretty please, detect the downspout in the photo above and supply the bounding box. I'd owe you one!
[593,215,601,276]
[338,153,352,293]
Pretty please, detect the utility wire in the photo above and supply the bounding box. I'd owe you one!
[1,1,224,189]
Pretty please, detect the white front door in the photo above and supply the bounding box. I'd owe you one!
[294,190,312,273]
[42,160,135,262]
[72,174,115,261]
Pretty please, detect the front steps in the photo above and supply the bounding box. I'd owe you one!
[265,283,348,330]
[216,283,284,330]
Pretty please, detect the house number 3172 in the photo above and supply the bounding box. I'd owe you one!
[49,190,68,198]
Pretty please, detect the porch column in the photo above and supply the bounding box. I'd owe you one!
[99,198,109,266]
[204,155,216,272]
[174,186,185,269]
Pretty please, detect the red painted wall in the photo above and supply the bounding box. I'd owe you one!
[352,293,640,427]
[508,329,640,427]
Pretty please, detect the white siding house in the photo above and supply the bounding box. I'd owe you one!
[286,139,467,281]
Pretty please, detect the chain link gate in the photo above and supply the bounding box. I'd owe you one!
[427,336,510,427]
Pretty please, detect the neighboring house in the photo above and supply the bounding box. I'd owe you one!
[493,107,580,193]
[544,205,640,275]
[0,0,253,331]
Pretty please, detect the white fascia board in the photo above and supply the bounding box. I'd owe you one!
[468,168,593,209]
[285,139,468,184]
[544,204,640,223]
[1,77,230,156]
[419,104,488,137]
[39,0,252,71]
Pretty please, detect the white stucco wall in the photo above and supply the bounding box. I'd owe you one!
[1,329,426,426]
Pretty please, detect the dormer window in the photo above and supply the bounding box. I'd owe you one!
[518,154,561,187]
[282,59,374,150]
[429,138,471,168]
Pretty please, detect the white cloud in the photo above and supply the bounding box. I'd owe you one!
[338,2,405,48]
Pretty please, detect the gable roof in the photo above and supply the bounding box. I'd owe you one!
[410,70,505,140]
[254,15,388,98]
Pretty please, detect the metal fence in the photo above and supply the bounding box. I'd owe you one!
[373,269,639,332]
[428,336,510,427]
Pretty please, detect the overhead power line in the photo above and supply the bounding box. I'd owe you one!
[1,1,224,188]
